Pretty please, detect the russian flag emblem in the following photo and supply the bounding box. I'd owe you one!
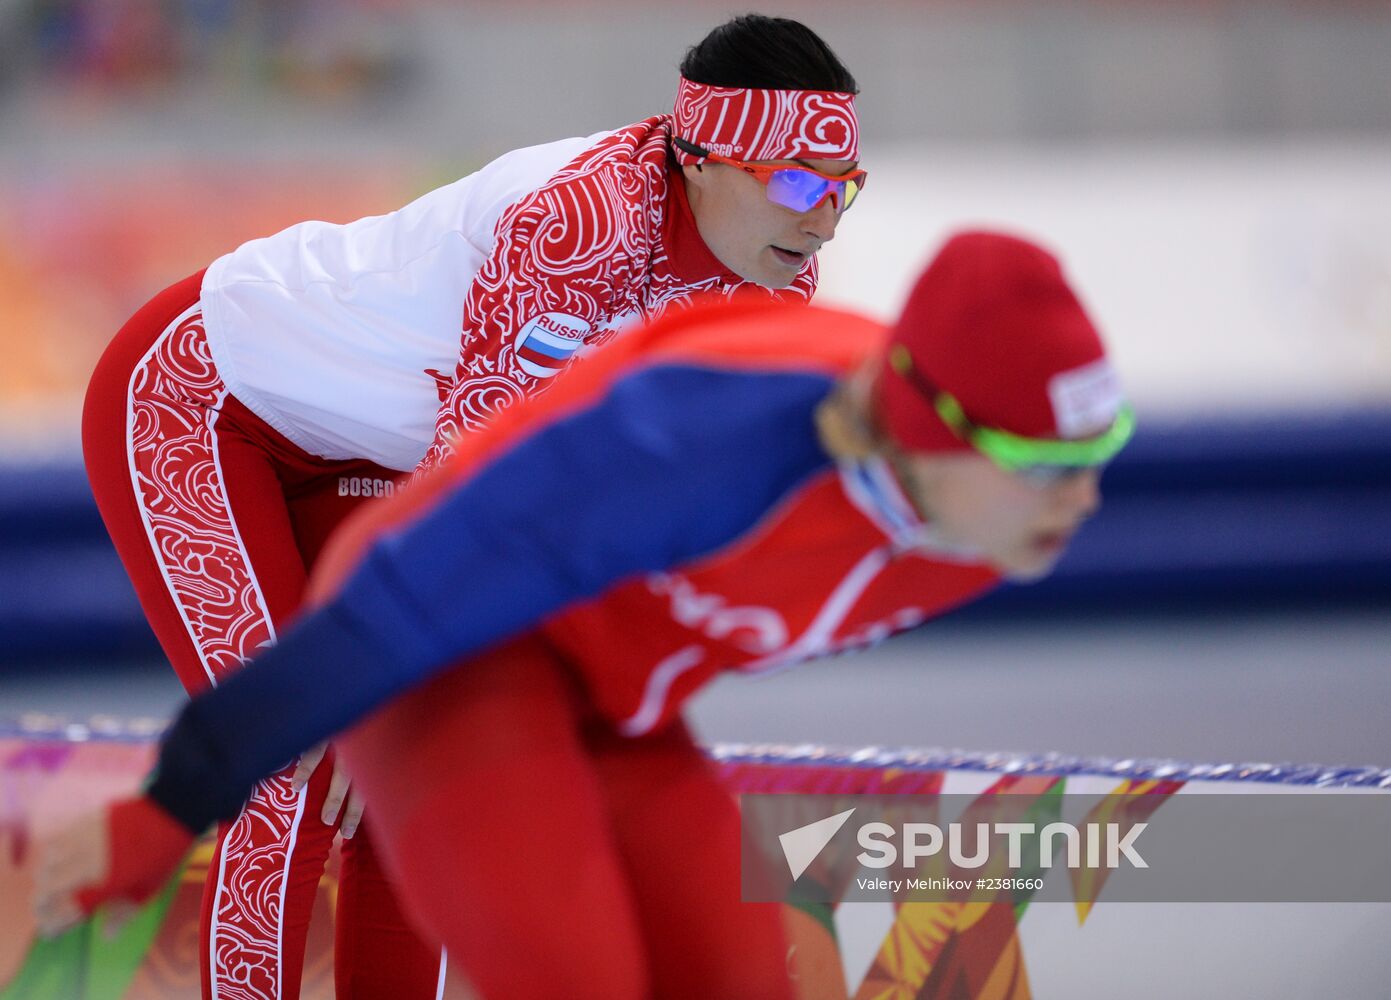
[515,311,590,379]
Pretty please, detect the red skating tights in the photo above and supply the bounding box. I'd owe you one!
[340,636,795,1000]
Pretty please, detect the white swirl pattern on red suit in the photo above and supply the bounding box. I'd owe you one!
[418,117,816,473]
[127,309,299,1000]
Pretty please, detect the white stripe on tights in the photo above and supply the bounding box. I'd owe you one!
[435,947,449,1000]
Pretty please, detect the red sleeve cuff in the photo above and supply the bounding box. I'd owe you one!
[74,796,195,914]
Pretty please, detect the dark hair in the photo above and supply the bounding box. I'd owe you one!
[680,14,857,94]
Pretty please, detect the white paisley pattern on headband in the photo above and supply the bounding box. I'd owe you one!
[672,76,858,165]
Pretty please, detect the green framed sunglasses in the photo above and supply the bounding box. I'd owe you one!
[889,345,1135,479]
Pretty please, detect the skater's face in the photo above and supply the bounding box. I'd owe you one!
[890,450,1103,581]
[680,157,855,288]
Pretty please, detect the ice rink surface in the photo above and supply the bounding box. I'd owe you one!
[6,610,1388,770]
[689,610,1391,767]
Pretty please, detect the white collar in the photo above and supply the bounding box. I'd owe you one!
[838,455,987,563]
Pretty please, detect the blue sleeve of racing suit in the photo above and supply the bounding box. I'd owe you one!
[148,362,835,831]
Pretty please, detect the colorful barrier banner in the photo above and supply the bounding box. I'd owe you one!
[2,724,1388,999]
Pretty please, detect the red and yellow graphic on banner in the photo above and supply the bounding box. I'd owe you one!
[717,763,1187,1000]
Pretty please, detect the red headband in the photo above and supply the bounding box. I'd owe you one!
[672,76,859,166]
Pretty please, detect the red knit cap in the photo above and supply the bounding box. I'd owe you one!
[878,230,1123,453]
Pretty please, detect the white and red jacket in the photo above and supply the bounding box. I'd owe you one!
[199,116,817,473]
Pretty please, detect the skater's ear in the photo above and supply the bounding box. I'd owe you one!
[815,365,880,461]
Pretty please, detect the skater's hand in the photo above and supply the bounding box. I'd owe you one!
[32,797,193,938]
[32,810,106,937]
[291,743,366,839]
